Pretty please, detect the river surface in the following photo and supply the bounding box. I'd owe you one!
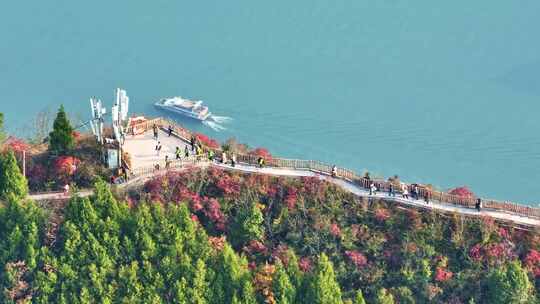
[1,1,539,204]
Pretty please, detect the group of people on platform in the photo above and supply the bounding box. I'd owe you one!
[151,125,267,173]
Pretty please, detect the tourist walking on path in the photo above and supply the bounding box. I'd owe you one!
[231,153,237,167]
[402,184,409,199]
[63,184,70,196]
[208,149,215,161]
[175,147,181,160]
[221,151,227,164]
[168,125,173,137]
[412,184,419,200]
[153,124,159,140]
[363,172,371,189]
[165,155,171,169]
[475,198,482,212]
[190,136,196,152]
[424,188,431,204]
[257,157,265,169]
[331,165,338,178]
[388,183,395,197]
[184,146,189,158]
[370,182,377,196]
[196,145,203,160]
[155,141,162,156]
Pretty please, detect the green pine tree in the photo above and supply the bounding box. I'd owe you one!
[353,290,366,304]
[209,244,250,304]
[375,288,395,304]
[116,261,143,303]
[304,253,343,304]
[174,278,189,304]
[244,202,265,241]
[240,280,257,304]
[273,261,296,304]
[0,150,28,200]
[0,112,5,144]
[284,250,303,294]
[190,259,208,304]
[48,105,74,155]
[486,260,533,304]
[231,202,265,246]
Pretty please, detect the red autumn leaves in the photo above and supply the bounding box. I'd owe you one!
[194,133,220,149]
[449,186,475,198]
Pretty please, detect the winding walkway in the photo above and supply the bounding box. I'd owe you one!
[122,129,540,228]
[212,162,540,228]
[29,128,540,229]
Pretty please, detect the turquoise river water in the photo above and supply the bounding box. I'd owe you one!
[1,1,539,204]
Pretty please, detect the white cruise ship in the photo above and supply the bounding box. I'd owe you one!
[155,97,211,121]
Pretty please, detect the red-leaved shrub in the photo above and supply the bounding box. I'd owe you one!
[203,197,226,232]
[345,250,368,269]
[272,244,290,265]
[285,188,298,210]
[3,137,29,153]
[449,186,475,198]
[497,228,510,239]
[435,267,453,282]
[195,133,220,149]
[54,156,81,184]
[54,156,81,176]
[249,148,273,160]
[28,164,47,188]
[375,208,391,222]
[525,249,540,277]
[299,257,312,272]
[330,223,342,238]
[244,240,268,255]
[469,244,483,261]
[216,174,241,199]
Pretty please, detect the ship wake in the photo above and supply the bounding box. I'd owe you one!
[203,115,232,132]
[210,115,233,124]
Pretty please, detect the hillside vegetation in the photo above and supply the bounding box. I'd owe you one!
[1,167,540,303]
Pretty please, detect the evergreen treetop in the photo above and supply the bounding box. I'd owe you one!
[486,260,533,304]
[0,150,28,200]
[305,253,343,304]
[375,288,395,304]
[49,105,75,155]
[272,261,296,304]
[0,112,5,144]
[354,290,366,304]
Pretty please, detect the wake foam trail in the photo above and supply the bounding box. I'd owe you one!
[203,120,226,132]
[210,115,233,124]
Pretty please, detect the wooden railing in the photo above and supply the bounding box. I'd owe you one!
[127,117,540,219]
[128,155,205,178]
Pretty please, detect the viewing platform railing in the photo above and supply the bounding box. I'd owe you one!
[126,117,540,220]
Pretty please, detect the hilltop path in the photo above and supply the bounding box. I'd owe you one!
[28,127,540,229]
[121,129,540,228]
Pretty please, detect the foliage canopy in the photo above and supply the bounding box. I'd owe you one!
[48,105,74,155]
